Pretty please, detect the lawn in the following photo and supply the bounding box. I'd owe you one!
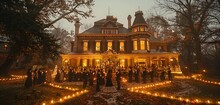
[1,76,220,105]
[0,80,76,105]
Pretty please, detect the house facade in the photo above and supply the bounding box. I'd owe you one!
[61,11,181,72]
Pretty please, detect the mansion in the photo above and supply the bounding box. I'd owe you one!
[61,11,181,72]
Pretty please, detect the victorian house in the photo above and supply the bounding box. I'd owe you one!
[61,11,181,72]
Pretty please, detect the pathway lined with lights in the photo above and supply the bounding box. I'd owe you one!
[192,74,220,86]
[42,83,88,105]
[127,80,220,104]
[0,75,27,82]
[1,73,220,104]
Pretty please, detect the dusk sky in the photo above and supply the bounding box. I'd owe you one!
[55,0,156,33]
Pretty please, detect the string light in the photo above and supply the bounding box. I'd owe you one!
[192,74,220,86]
[174,76,190,79]
[128,80,220,104]
[42,83,88,104]
[128,81,172,91]
[132,89,220,104]
[0,75,27,82]
[129,85,220,104]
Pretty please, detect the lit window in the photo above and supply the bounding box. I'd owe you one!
[140,40,145,50]
[83,41,88,51]
[82,59,87,67]
[133,40,137,50]
[119,41,124,51]
[133,28,138,32]
[140,27,145,32]
[107,41,112,50]
[120,59,125,67]
[147,40,150,50]
[95,59,100,67]
[96,41,100,51]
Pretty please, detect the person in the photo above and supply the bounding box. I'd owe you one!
[116,69,121,90]
[46,68,52,83]
[134,68,140,83]
[73,67,77,81]
[24,68,32,88]
[168,67,172,80]
[42,70,47,83]
[105,69,113,87]
[88,69,94,86]
[55,69,60,82]
[96,70,101,92]
[33,69,38,85]
[68,67,73,82]
[37,68,43,84]
[150,69,154,82]
[142,68,147,83]
[151,64,157,82]
[82,69,89,89]
[100,69,105,85]
[128,67,133,83]
[160,70,165,81]
[60,68,64,82]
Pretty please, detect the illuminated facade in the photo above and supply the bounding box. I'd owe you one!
[62,11,181,72]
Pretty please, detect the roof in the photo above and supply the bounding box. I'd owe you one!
[132,11,147,26]
[81,16,129,34]
[149,36,161,42]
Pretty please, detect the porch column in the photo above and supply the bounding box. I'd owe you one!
[89,59,93,67]
[130,58,134,67]
[76,58,80,66]
[127,58,131,67]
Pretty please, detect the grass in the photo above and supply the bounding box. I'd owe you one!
[0,80,75,105]
[1,74,219,105]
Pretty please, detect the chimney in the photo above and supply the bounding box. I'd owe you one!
[127,15,131,29]
[74,18,80,52]
[74,18,80,35]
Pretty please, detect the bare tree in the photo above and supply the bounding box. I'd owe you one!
[156,0,219,71]
[51,27,73,53]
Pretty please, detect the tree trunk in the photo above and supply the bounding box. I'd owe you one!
[195,37,202,71]
[187,40,193,71]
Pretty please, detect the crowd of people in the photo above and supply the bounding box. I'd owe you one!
[127,64,173,83]
[24,67,48,88]
[24,64,173,92]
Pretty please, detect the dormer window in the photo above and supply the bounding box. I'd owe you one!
[132,28,138,32]
[101,21,119,34]
[102,29,118,34]
[140,27,145,32]
[132,26,147,32]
